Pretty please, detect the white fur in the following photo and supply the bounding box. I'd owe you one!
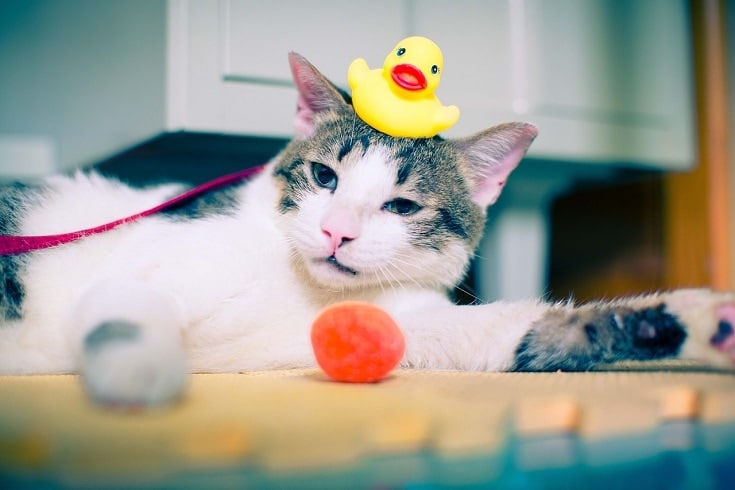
[0,148,543,383]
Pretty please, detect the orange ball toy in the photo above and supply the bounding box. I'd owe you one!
[311,302,406,383]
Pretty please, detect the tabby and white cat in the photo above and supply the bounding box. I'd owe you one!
[0,53,733,406]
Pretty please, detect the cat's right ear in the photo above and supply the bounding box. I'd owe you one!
[288,52,350,139]
[455,122,538,208]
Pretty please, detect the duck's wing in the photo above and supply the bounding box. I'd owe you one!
[347,58,371,89]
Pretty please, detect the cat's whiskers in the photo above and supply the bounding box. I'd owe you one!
[374,264,389,294]
[379,245,480,299]
[453,283,483,305]
[396,253,458,291]
[383,253,430,290]
[377,262,404,293]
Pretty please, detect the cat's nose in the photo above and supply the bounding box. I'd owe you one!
[321,208,361,252]
[322,227,356,252]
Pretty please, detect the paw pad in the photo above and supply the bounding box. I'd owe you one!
[625,305,686,358]
[711,305,735,355]
[636,320,657,339]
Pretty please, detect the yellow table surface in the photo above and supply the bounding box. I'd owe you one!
[1,365,734,487]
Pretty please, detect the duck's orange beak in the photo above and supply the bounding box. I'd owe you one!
[390,64,427,91]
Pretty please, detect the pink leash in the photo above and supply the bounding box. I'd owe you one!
[0,164,265,256]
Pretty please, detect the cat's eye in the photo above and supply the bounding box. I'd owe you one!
[396,47,406,56]
[383,198,421,216]
[311,163,338,191]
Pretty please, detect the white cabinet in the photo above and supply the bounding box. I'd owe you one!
[221,1,403,84]
[169,0,695,170]
[168,0,406,138]
[530,0,694,168]
[417,0,695,169]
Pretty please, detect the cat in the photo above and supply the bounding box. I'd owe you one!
[0,52,734,407]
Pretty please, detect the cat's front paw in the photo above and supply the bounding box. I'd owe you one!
[512,301,688,371]
[661,289,735,368]
[80,321,189,408]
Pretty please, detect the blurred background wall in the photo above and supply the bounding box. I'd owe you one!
[0,0,166,178]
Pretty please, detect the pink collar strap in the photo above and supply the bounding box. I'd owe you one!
[0,164,265,256]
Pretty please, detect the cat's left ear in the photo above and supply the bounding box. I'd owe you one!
[288,52,350,139]
[455,122,538,207]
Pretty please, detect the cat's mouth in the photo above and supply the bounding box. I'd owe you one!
[324,255,358,276]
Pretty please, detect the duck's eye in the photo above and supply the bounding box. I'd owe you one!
[431,65,439,75]
[396,47,406,56]
[383,198,422,216]
[311,163,338,191]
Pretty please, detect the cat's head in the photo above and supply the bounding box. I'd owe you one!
[272,52,537,292]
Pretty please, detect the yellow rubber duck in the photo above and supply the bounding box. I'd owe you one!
[348,36,460,138]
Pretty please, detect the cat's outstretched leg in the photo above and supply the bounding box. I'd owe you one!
[70,280,188,407]
[513,289,735,371]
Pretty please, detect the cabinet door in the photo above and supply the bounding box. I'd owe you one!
[221,0,402,84]
[169,0,404,137]
[415,0,694,169]
[411,0,519,136]
[525,0,694,168]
